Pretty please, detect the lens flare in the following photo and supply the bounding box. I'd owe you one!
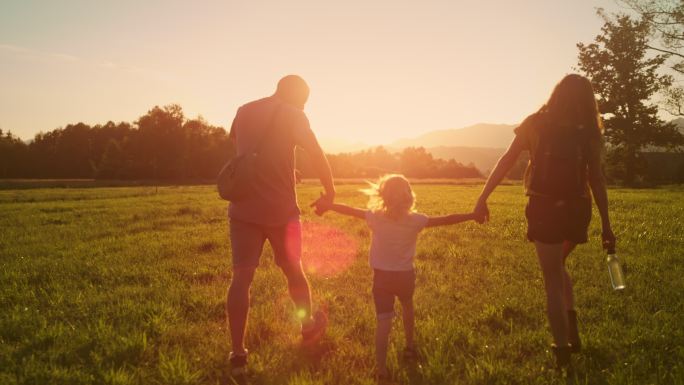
[300,221,359,277]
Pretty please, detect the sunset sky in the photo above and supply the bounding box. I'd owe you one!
[1,0,624,147]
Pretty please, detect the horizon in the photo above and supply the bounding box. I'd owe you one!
[2,1,626,144]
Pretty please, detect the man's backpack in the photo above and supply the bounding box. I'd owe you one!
[217,104,282,201]
[528,120,591,198]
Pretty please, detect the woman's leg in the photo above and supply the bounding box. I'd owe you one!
[562,241,577,311]
[563,241,582,352]
[535,241,569,347]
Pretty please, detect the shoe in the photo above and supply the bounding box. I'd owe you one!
[567,310,581,353]
[229,350,248,377]
[302,310,328,347]
[402,346,419,361]
[375,370,392,384]
[551,344,572,369]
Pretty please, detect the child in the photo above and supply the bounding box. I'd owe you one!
[314,174,478,381]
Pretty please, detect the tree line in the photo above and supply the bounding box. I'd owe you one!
[0,105,233,180]
[0,105,482,180]
[300,146,483,179]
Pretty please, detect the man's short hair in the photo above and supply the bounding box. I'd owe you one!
[275,75,309,108]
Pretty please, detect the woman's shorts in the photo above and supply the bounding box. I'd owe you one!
[525,196,592,244]
[372,269,415,319]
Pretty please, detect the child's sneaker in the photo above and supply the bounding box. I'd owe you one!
[301,310,328,347]
[229,350,248,377]
[375,370,393,385]
[401,346,419,361]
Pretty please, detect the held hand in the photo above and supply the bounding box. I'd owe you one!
[602,227,616,253]
[310,192,333,216]
[473,199,489,224]
[470,211,484,224]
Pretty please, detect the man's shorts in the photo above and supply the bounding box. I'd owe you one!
[229,217,302,268]
[525,196,592,245]
[372,269,416,320]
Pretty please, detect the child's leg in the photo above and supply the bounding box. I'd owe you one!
[399,298,415,349]
[372,270,396,376]
[375,315,393,375]
[398,270,417,350]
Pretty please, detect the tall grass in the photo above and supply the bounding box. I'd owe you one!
[0,184,682,384]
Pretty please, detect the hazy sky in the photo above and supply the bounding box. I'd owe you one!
[1,0,623,145]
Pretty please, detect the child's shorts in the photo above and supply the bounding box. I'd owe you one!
[372,269,415,320]
[525,195,592,244]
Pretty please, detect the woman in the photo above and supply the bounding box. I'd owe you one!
[473,74,616,368]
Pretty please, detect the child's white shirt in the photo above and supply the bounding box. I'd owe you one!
[365,210,429,271]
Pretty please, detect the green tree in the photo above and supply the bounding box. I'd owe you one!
[577,13,684,184]
[618,1,684,114]
[0,130,28,177]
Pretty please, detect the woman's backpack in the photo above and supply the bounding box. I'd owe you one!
[528,120,591,198]
[217,104,282,201]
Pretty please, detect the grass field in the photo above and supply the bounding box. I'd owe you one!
[1,184,683,385]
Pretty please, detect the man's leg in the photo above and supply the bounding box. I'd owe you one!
[280,261,313,323]
[227,265,257,355]
[268,218,315,325]
[227,219,265,357]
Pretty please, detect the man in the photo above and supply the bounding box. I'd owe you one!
[226,75,335,375]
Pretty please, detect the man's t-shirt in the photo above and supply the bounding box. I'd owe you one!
[228,96,320,226]
[365,210,429,271]
[514,112,604,198]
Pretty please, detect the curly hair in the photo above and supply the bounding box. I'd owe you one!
[361,174,415,215]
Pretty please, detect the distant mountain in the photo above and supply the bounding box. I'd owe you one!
[421,146,506,174]
[318,137,371,154]
[390,123,516,149]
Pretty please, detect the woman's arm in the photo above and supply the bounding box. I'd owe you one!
[587,147,616,250]
[474,135,526,220]
[425,213,476,228]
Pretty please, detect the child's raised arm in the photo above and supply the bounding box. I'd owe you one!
[425,212,477,228]
[326,203,366,219]
[312,194,365,219]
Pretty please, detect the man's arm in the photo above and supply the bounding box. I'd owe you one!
[306,137,335,199]
[426,213,476,228]
[295,115,335,199]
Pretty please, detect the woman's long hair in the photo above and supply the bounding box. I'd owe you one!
[539,74,603,133]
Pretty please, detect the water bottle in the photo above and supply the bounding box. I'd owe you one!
[606,248,626,290]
